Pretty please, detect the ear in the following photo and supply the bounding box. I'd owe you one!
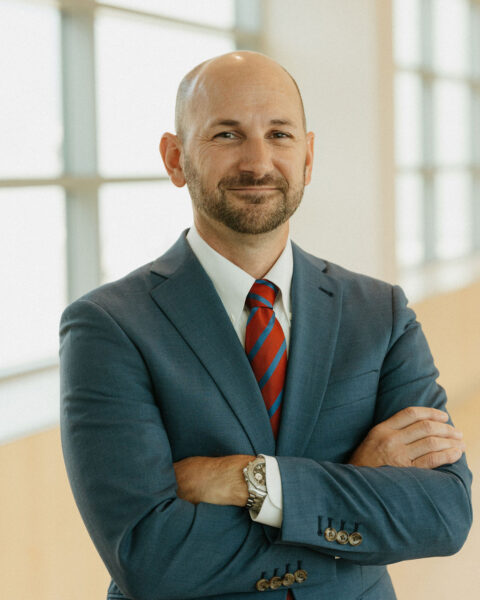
[159,133,186,187]
[304,131,315,186]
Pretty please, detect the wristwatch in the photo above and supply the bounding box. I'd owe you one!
[243,456,267,516]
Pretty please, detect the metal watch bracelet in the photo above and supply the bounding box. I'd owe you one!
[243,456,267,515]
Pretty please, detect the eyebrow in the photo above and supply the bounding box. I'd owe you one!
[207,118,296,128]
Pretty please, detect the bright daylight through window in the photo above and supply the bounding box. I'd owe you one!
[394,0,480,269]
[0,0,249,442]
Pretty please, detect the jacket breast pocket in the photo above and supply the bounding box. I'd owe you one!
[322,369,379,411]
[309,370,379,462]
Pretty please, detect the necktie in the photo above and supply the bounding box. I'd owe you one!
[245,281,292,597]
[245,279,287,439]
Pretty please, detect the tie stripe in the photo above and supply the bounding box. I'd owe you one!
[246,306,258,325]
[245,279,287,438]
[247,292,273,308]
[255,279,277,289]
[259,350,287,415]
[268,390,283,418]
[247,312,275,361]
[258,339,287,390]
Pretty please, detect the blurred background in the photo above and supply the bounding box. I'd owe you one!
[0,0,479,598]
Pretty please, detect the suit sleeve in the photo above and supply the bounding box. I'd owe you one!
[59,298,338,600]
[275,285,472,565]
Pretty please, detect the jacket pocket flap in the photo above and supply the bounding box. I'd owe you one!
[322,369,379,410]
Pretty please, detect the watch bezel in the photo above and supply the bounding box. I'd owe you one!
[244,456,267,496]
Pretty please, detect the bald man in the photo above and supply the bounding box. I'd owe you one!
[60,52,472,600]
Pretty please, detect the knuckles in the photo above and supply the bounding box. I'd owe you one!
[404,406,420,420]
[420,419,434,435]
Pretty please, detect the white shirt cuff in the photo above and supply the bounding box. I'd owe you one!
[249,454,283,528]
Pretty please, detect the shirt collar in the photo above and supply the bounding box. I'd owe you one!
[186,224,293,324]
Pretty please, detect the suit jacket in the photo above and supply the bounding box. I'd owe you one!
[59,231,472,600]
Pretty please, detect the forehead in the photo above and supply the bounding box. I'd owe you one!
[190,68,304,128]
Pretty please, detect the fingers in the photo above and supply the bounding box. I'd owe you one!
[407,435,466,462]
[400,419,462,445]
[350,406,465,470]
[412,447,465,469]
[386,406,449,430]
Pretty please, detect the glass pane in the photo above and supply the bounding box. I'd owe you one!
[433,80,470,165]
[395,72,423,166]
[432,0,470,76]
[99,181,193,282]
[395,174,425,268]
[393,0,422,67]
[434,171,472,259]
[96,15,235,177]
[101,0,235,28]
[0,187,66,371]
[0,1,62,178]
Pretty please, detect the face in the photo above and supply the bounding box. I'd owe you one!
[183,161,302,235]
[164,56,314,238]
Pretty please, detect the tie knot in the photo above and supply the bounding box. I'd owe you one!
[246,279,279,309]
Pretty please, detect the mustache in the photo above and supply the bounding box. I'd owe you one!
[219,173,288,191]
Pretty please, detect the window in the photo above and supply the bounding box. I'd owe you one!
[0,187,66,372]
[394,0,480,270]
[0,0,260,442]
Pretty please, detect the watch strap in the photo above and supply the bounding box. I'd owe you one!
[243,456,267,514]
[246,491,265,513]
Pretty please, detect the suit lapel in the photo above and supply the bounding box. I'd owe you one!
[276,244,343,457]
[149,233,275,456]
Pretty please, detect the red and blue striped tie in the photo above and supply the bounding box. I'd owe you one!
[245,279,287,439]
[246,280,293,598]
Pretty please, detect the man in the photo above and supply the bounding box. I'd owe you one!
[60,52,472,600]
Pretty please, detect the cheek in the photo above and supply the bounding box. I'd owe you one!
[196,148,235,176]
[279,163,306,186]
[274,149,306,178]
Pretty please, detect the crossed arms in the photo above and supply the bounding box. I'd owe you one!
[59,287,472,600]
[173,405,467,508]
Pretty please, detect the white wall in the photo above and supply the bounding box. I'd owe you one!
[262,0,396,282]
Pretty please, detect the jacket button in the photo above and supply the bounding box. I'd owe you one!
[324,527,337,542]
[336,530,349,545]
[255,578,270,591]
[294,569,308,583]
[348,531,363,546]
[282,573,296,587]
[269,576,283,590]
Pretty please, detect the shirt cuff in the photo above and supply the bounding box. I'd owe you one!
[249,454,283,528]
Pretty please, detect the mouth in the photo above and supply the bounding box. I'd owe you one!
[227,187,278,192]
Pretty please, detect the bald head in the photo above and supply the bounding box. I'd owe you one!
[174,51,306,142]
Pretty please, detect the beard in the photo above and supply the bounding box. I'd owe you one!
[183,156,306,235]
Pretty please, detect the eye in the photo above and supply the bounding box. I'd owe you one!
[270,131,292,139]
[214,131,237,139]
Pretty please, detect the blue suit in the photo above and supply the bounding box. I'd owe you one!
[60,232,472,600]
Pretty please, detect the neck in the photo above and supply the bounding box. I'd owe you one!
[194,216,289,279]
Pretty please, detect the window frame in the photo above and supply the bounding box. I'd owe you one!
[0,0,262,440]
[394,0,480,273]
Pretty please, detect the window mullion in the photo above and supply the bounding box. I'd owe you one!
[420,0,436,262]
[234,0,261,50]
[61,4,101,302]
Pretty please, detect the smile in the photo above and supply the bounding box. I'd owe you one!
[228,187,278,192]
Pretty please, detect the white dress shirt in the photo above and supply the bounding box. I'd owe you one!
[186,224,289,527]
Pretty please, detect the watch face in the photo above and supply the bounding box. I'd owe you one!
[249,460,266,492]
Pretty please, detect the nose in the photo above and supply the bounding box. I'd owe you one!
[236,137,273,178]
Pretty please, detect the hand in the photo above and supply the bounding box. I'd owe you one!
[349,406,466,469]
[173,454,254,506]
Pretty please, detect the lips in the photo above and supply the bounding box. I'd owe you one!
[228,187,278,191]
